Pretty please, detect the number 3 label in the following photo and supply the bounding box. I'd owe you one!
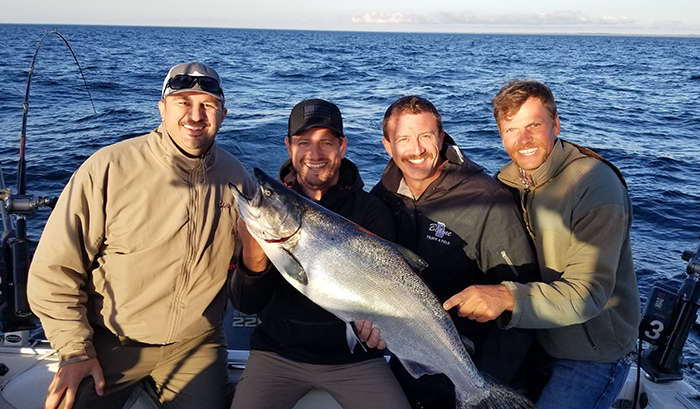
[644,320,664,340]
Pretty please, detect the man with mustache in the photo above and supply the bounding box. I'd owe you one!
[28,62,253,409]
[366,95,540,408]
[442,80,639,409]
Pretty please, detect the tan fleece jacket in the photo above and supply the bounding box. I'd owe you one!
[28,124,254,365]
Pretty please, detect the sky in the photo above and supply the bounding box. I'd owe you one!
[2,0,700,36]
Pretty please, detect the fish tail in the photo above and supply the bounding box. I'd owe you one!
[457,380,537,409]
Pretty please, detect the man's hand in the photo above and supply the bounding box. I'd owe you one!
[237,218,268,273]
[355,319,386,350]
[442,284,515,322]
[45,358,104,409]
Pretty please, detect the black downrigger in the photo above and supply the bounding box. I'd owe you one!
[639,236,700,383]
[0,164,54,346]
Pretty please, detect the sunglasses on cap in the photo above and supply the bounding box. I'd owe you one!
[165,75,223,98]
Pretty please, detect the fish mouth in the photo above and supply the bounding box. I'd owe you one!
[229,182,263,219]
[229,182,259,207]
[229,183,250,202]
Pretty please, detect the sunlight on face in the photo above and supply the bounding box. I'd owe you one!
[498,97,560,180]
[285,127,347,201]
[158,92,226,157]
[383,112,445,196]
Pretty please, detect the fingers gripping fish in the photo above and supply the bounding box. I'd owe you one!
[230,168,535,409]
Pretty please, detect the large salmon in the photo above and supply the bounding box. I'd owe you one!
[230,168,535,409]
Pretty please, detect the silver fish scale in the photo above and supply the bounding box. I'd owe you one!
[269,192,489,405]
[232,170,536,408]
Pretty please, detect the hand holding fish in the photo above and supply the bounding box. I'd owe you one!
[356,283,517,345]
[442,284,515,323]
[237,218,269,273]
[355,319,386,350]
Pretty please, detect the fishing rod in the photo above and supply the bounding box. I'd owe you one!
[0,29,94,339]
[18,29,96,195]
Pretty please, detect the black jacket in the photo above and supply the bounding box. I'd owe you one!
[371,134,540,385]
[229,158,396,364]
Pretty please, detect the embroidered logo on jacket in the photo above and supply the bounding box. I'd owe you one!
[427,222,452,245]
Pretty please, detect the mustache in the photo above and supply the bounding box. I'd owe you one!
[515,141,543,151]
[402,152,433,162]
[182,120,209,127]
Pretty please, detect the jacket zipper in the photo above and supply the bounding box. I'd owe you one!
[500,251,519,277]
[582,322,598,350]
[166,160,204,342]
[521,188,536,240]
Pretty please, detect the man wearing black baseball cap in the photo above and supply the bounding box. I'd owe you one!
[283,98,346,200]
[29,62,254,409]
[230,99,411,408]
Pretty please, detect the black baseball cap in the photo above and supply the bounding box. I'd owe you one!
[288,99,344,138]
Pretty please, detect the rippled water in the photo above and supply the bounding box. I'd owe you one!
[1,24,699,387]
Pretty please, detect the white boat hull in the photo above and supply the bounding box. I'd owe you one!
[1,341,698,409]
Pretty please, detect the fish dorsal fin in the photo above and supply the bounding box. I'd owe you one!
[280,248,308,285]
[345,217,428,274]
[345,322,367,354]
[394,244,429,274]
[396,356,442,379]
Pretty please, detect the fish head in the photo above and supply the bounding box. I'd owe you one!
[229,168,302,244]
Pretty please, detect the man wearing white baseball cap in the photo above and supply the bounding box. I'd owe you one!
[29,62,254,409]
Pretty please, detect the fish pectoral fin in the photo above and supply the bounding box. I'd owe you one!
[281,249,308,285]
[460,334,476,356]
[345,322,367,354]
[394,244,429,273]
[397,357,442,379]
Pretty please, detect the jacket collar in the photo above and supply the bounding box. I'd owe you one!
[499,138,578,188]
[149,123,218,174]
[527,138,565,186]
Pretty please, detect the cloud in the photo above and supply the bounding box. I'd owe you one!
[351,10,637,26]
[351,12,411,24]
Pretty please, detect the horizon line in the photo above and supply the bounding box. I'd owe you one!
[1,22,699,39]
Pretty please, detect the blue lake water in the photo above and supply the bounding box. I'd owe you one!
[0,24,699,388]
